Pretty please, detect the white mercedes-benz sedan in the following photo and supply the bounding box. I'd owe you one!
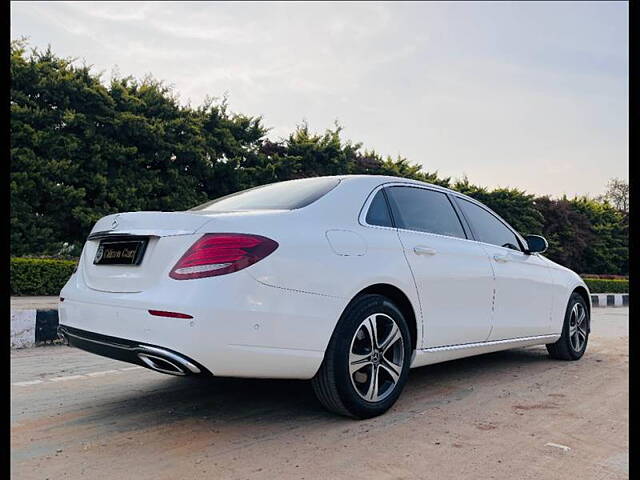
[59,175,591,418]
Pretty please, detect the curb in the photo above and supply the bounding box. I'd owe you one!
[10,294,629,349]
[590,293,629,308]
[11,309,61,348]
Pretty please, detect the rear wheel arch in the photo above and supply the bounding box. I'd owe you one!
[343,284,418,352]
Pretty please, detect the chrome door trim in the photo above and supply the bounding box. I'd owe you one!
[422,334,559,353]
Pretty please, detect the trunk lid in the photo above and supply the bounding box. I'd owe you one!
[90,211,213,238]
[82,212,213,293]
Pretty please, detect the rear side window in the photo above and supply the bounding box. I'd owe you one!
[456,198,522,251]
[190,177,341,212]
[365,190,393,227]
[386,187,466,239]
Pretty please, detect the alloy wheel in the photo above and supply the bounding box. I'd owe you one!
[568,302,587,352]
[348,313,405,402]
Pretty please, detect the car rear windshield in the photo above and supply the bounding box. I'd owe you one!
[190,177,341,212]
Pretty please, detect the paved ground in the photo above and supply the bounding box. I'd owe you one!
[11,308,628,480]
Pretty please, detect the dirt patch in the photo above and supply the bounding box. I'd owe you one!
[475,422,498,431]
[512,402,558,411]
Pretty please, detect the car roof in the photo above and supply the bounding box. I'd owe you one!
[331,175,526,243]
[327,174,476,202]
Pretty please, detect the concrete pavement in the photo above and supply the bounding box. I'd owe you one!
[11,296,59,311]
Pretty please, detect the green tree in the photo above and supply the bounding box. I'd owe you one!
[534,196,595,272]
[10,41,269,255]
[10,41,628,275]
[253,122,446,186]
[451,176,544,236]
[569,197,628,275]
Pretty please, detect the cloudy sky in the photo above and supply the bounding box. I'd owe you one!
[11,1,628,197]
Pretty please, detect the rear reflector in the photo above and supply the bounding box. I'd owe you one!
[148,310,193,319]
[169,233,278,280]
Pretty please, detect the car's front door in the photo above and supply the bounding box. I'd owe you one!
[454,197,554,340]
[384,186,495,348]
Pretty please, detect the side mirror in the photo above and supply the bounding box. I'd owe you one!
[524,235,548,254]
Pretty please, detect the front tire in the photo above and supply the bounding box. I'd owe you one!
[311,294,412,419]
[546,292,589,360]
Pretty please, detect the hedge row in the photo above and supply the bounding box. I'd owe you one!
[583,278,629,294]
[10,257,77,296]
[581,274,629,280]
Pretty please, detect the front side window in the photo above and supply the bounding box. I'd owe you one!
[456,198,522,251]
[385,187,466,239]
[190,177,341,212]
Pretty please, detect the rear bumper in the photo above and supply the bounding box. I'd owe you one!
[59,269,346,379]
[58,325,211,376]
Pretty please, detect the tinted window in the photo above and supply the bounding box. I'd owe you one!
[365,190,393,227]
[190,177,340,212]
[386,187,466,239]
[457,198,521,251]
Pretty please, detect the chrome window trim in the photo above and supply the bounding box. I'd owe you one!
[452,194,529,253]
[359,182,469,241]
[359,181,530,254]
[358,184,397,232]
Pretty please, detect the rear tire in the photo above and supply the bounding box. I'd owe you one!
[546,292,589,361]
[311,294,412,419]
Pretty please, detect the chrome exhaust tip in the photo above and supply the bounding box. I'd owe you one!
[136,345,201,376]
[56,326,69,345]
[56,326,208,377]
[137,353,187,376]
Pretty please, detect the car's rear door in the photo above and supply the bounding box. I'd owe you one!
[384,186,495,348]
[454,196,554,340]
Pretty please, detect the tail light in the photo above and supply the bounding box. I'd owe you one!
[169,233,278,280]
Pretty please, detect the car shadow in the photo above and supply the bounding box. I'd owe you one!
[62,345,560,437]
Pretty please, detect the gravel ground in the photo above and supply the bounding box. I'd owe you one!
[11,308,628,480]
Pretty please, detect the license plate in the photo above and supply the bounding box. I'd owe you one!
[94,239,147,266]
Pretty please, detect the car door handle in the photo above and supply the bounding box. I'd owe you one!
[493,254,509,263]
[414,246,437,256]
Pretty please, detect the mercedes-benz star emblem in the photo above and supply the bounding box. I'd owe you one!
[94,245,104,264]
